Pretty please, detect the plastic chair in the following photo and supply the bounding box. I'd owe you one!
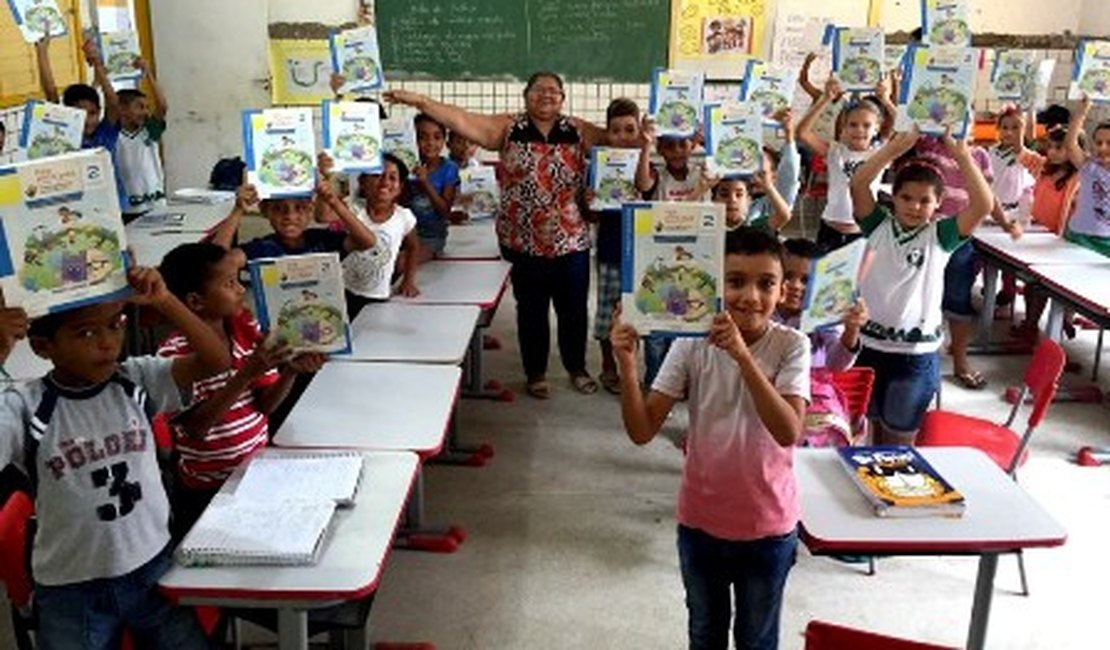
[916,338,1067,595]
[804,620,957,649]
[829,367,875,445]
[0,491,35,650]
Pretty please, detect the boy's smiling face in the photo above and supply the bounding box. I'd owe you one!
[261,198,314,244]
[607,115,640,148]
[723,251,783,339]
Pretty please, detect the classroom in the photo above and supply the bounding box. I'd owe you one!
[0,0,1108,649]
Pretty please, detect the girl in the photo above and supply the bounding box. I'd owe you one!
[410,113,460,261]
[1063,96,1110,257]
[986,107,1037,313]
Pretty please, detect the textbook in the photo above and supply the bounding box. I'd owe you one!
[0,149,130,317]
[234,451,365,508]
[832,27,885,93]
[649,68,705,139]
[329,24,384,94]
[739,60,797,126]
[838,446,966,518]
[19,100,84,160]
[248,252,352,355]
[991,50,1037,102]
[800,238,866,333]
[703,101,764,179]
[8,0,67,43]
[885,45,909,73]
[457,165,499,220]
[380,109,419,175]
[241,108,317,199]
[98,30,141,85]
[322,100,383,175]
[920,0,971,47]
[588,148,641,211]
[898,45,977,138]
[620,202,725,336]
[1069,39,1110,104]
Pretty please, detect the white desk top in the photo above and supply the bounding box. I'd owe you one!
[1028,263,1110,315]
[126,228,209,267]
[2,339,52,383]
[397,260,511,309]
[272,362,461,456]
[160,449,418,606]
[440,221,500,260]
[973,231,1108,267]
[796,448,1067,554]
[125,204,229,266]
[345,303,480,364]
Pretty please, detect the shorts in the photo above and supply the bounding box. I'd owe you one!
[593,261,622,340]
[856,346,940,433]
[941,243,978,320]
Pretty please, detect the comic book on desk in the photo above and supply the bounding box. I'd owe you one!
[838,446,966,518]
[248,252,352,355]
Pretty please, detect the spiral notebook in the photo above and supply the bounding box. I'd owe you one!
[234,451,365,507]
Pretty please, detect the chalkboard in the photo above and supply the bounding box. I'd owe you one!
[377,0,670,82]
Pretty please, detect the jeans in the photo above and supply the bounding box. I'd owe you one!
[35,543,209,650]
[502,247,590,380]
[644,335,674,388]
[856,347,941,434]
[677,525,798,650]
[942,242,978,320]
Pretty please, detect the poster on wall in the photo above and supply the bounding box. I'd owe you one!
[268,39,335,106]
[669,0,768,80]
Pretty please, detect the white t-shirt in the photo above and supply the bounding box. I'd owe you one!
[988,146,1035,222]
[653,163,711,202]
[116,119,167,215]
[822,141,881,226]
[342,204,417,299]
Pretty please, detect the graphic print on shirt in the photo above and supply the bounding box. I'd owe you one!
[1094,178,1107,223]
[842,158,866,179]
[343,228,394,288]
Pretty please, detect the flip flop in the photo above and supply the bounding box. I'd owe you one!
[599,371,621,395]
[570,373,599,395]
[526,379,551,399]
[954,370,987,390]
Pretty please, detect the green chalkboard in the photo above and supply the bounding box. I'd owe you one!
[377,0,670,82]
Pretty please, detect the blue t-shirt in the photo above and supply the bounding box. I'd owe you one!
[82,119,127,211]
[240,229,349,261]
[595,209,623,265]
[409,158,460,240]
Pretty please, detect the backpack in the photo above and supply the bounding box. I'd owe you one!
[800,369,854,448]
[209,157,246,191]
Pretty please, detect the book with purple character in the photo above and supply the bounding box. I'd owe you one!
[329,24,384,94]
[898,45,976,138]
[322,100,383,174]
[7,0,67,43]
[19,100,84,160]
[249,252,351,355]
[704,101,763,179]
[380,108,419,176]
[588,148,641,211]
[833,27,885,92]
[99,30,142,84]
[242,108,317,199]
[649,68,705,139]
[1069,39,1110,104]
[921,0,971,47]
[740,60,797,126]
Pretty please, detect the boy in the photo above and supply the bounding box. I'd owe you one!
[612,227,809,650]
[114,59,170,219]
[636,131,713,202]
[36,34,120,151]
[0,268,231,648]
[448,130,480,170]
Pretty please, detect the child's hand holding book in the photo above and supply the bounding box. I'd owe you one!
[708,312,748,364]
[609,304,640,373]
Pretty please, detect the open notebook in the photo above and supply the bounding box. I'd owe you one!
[234,451,365,507]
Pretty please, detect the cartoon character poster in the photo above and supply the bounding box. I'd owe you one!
[458,165,499,220]
[8,0,67,43]
[99,30,142,85]
[649,68,705,139]
[19,100,84,160]
[704,101,763,179]
[249,252,351,354]
[739,60,797,126]
[833,27,885,93]
[669,0,767,79]
[589,148,641,211]
[800,238,866,332]
[898,45,977,138]
[920,0,971,47]
[242,108,317,199]
[1070,40,1110,104]
[268,39,334,106]
[0,149,129,317]
[322,100,383,174]
[329,24,384,94]
[620,202,725,336]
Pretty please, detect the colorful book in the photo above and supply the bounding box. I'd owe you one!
[241,108,317,199]
[898,45,977,138]
[329,24,384,94]
[833,27,885,93]
[920,0,971,47]
[588,148,641,211]
[1069,39,1110,104]
[0,149,130,317]
[19,100,84,160]
[380,109,419,174]
[98,30,142,85]
[838,446,966,518]
[703,101,763,179]
[620,202,725,336]
[7,0,67,43]
[885,45,909,73]
[248,252,352,355]
[322,100,383,174]
[1028,59,1057,110]
[740,60,797,126]
[649,68,705,139]
[457,165,499,220]
[800,238,866,332]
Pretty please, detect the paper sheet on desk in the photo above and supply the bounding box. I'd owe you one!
[234,452,365,507]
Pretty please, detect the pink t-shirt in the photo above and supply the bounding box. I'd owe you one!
[653,323,811,541]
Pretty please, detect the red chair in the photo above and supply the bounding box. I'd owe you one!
[804,620,957,649]
[0,491,35,650]
[830,367,875,445]
[917,338,1067,595]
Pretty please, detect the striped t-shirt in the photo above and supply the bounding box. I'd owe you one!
[158,311,280,489]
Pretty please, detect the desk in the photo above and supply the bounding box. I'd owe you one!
[125,203,227,266]
[159,449,419,650]
[440,221,500,260]
[398,260,510,310]
[796,447,1067,650]
[1029,263,1110,385]
[345,303,479,365]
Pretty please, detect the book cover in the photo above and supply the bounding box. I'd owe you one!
[1069,39,1110,103]
[0,149,130,317]
[329,24,384,94]
[800,238,866,333]
[649,68,705,139]
[620,202,725,336]
[703,101,763,179]
[838,446,967,518]
[98,30,142,85]
[7,0,67,43]
[1028,59,1057,110]
[19,100,84,160]
[457,165,499,220]
[920,0,971,47]
[380,109,419,174]
[241,108,316,199]
[885,45,909,73]
[588,148,641,211]
[740,60,797,126]
[833,27,885,93]
[248,252,352,354]
[898,45,977,138]
[322,100,383,175]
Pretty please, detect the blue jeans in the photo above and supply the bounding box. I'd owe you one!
[644,335,674,388]
[35,543,208,650]
[677,525,798,650]
[941,242,978,320]
[857,347,941,434]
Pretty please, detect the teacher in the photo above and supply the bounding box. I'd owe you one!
[387,72,606,399]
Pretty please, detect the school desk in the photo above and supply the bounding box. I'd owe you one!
[1,339,52,384]
[344,303,480,365]
[124,203,227,266]
[440,220,501,260]
[1029,263,1110,385]
[796,447,1067,650]
[159,449,419,650]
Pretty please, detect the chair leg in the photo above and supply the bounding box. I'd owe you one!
[1016,549,1030,597]
[11,606,34,650]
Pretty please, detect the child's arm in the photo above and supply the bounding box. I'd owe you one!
[569,117,609,151]
[796,76,841,158]
[136,58,168,119]
[611,309,676,444]
[83,38,120,125]
[798,52,823,102]
[850,128,920,220]
[1065,96,1091,169]
[690,163,719,202]
[989,197,1024,240]
[828,298,867,372]
[0,306,29,367]
[413,164,457,221]
[315,176,377,252]
[314,153,343,225]
[34,33,59,103]
[385,90,511,152]
[874,73,899,142]
[635,116,658,194]
[761,170,793,231]
[398,230,421,296]
[252,353,327,416]
[773,109,802,207]
[329,72,346,101]
[949,134,996,237]
[209,184,257,249]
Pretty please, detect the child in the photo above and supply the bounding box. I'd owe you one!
[115,73,169,220]
[986,107,1038,312]
[611,226,809,650]
[1031,126,1083,236]
[850,127,994,445]
[0,268,231,648]
[750,108,802,222]
[157,243,326,538]
[1063,96,1110,257]
[410,113,460,261]
[448,130,481,170]
[36,34,120,151]
[715,171,791,232]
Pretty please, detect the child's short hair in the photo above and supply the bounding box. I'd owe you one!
[725,226,785,264]
[160,242,232,301]
[783,238,821,260]
[714,177,752,197]
[414,112,446,136]
[117,89,146,107]
[892,159,945,197]
[1093,122,1110,139]
[996,105,1024,126]
[28,303,122,340]
[606,98,639,125]
[62,84,100,109]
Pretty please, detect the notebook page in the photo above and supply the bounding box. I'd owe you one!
[178,496,336,565]
[234,452,365,506]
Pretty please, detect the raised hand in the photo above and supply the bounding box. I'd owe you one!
[127,267,170,306]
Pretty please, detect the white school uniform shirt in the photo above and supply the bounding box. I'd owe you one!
[116,119,168,215]
[988,145,1035,222]
[821,141,882,226]
[342,203,417,299]
[653,163,711,202]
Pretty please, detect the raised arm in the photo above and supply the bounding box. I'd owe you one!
[1066,96,1091,169]
[798,52,823,102]
[384,90,510,152]
[948,135,995,237]
[137,58,168,119]
[635,116,658,193]
[874,72,899,142]
[209,184,256,249]
[796,76,841,158]
[314,178,376,252]
[569,116,609,151]
[850,128,920,219]
[35,33,59,103]
[762,171,794,232]
[772,108,801,207]
[83,38,120,125]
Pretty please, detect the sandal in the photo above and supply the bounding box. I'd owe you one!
[599,371,621,395]
[570,373,599,395]
[526,379,551,399]
[954,370,987,390]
